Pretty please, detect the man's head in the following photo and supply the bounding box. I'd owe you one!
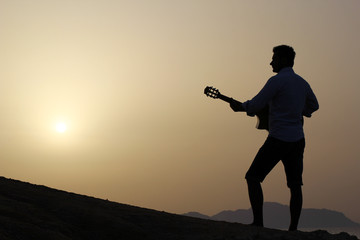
[270,45,296,73]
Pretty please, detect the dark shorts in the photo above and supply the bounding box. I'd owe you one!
[245,136,305,188]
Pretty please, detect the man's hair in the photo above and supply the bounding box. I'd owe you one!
[273,45,296,67]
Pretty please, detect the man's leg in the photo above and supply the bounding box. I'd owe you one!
[289,185,302,231]
[247,179,264,227]
[283,138,305,231]
[245,137,281,227]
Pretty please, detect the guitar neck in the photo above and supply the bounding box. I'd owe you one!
[218,93,234,103]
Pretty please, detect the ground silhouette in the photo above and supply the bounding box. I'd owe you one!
[0,176,357,240]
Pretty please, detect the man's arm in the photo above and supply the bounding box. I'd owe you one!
[242,77,278,116]
[303,88,319,117]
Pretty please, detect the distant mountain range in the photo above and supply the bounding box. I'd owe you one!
[184,202,360,229]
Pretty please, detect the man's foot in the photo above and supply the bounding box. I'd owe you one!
[249,222,264,228]
[288,224,298,231]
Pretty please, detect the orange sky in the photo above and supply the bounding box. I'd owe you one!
[1,0,360,223]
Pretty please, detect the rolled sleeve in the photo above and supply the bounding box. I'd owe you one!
[242,101,256,116]
[303,89,319,117]
[242,77,278,117]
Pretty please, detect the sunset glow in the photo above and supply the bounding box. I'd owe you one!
[1,0,359,225]
[55,122,67,133]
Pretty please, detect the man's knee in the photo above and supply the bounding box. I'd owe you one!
[287,180,303,189]
[289,184,302,189]
[245,168,263,183]
[246,176,261,186]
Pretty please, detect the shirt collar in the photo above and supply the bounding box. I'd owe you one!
[279,67,294,73]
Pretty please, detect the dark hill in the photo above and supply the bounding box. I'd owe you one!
[0,176,357,240]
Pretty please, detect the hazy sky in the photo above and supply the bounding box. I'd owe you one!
[1,0,360,223]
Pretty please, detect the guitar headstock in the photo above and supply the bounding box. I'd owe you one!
[204,86,220,99]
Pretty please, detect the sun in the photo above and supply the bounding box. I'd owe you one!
[55,122,67,133]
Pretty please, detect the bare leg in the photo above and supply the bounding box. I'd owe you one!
[289,186,302,231]
[247,179,264,227]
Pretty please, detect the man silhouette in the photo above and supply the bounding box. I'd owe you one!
[230,45,319,231]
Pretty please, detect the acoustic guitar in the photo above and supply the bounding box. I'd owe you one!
[204,86,269,130]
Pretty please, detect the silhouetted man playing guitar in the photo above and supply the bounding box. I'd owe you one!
[205,45,319,231]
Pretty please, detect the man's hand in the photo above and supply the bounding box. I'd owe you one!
[230,99,245,112]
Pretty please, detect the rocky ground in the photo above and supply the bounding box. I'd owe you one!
[0,176,358,240]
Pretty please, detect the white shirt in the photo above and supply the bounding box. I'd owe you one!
[242,67,319,142]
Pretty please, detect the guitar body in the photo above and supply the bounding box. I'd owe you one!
[254,105,269,130]
[204,86,269,131]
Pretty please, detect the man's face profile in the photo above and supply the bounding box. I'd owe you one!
[270,53,281,73]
